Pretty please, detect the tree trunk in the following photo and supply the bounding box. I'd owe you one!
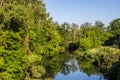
[23,29,31,55]
[0,0,4,7]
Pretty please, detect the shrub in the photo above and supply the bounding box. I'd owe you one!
[30,65,46,78]
[79,38,92,51]
[93,47,120,70]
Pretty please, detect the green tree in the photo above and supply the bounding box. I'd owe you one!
[81,22,91,29]
[79,38,92,50]
[106,18,120,48]
[107,18,120,35]
[71,23,79,42]
[79,24,112,50]
[57,22,71,46]
[0,0,61,79]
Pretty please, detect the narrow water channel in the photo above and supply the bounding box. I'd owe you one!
[54,59,107,80]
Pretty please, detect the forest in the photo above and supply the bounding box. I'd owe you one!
[0,0,120,80]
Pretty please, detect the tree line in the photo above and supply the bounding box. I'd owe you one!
[56,19,120,51]
[0,0,120,79]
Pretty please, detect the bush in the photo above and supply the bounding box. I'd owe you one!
[81,47,120,70]
[93,47,120,70]
[27,53,42,63]
[0,49,29,80]
[30,65,46,78]
[79,38,92,51]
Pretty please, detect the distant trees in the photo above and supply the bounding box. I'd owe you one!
[81,22,91,28]
[57,20,115,51]
[58,22,70,46]
[78,21,112,51]
[107,18,120,35]
[105,18,120,48]
[95,20,104,28]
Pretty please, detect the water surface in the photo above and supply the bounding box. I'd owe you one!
[54,59,106,80]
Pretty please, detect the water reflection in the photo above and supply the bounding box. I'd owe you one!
[41,54,107,80]
[79,60,101,76]
[54,58,106,80]
[60,59,79,75]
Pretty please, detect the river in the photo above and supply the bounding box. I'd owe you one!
[54,59,107,80]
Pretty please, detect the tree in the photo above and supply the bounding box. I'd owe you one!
[81,22,91,29]
[79,25,112,50]
[71,23,79,41]
[0,0,61,79]
[57,22,71,46]
[106,18,120,48]
[95,20,104,28]
[79,38,92,50]
[107,18,120,35]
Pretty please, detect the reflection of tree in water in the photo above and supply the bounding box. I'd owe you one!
[79,60,102,76]
[105,61,120,80]
[41,53,75,78]
[60,59,79,75]
[41,54,64,78]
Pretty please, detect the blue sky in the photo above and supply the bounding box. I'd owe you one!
[43,0,120,26]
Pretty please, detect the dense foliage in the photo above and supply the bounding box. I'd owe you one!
[82,47,120,70]
[0,0,120,80]
[0,0,61,79]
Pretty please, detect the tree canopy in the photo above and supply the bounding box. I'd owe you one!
[0,0,120,79]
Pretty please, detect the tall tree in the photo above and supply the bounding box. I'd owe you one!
[0,0,61,79]
[71,23,79,41]
[58,22,71,46]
